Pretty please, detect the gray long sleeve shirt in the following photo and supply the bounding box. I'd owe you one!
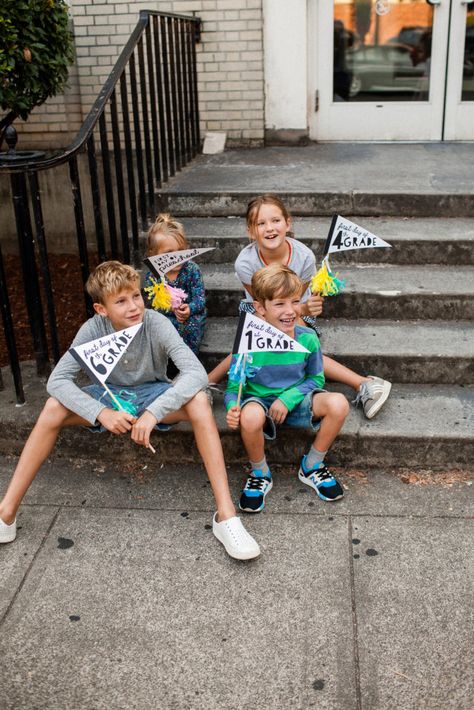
[47,309,208,425]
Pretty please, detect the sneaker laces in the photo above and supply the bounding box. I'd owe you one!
[352,381,370,407]
[311,465,334,482]
[243,476,269,493]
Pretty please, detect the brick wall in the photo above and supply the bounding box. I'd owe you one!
[13,0,265,150]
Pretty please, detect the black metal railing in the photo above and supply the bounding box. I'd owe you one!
[0,11,201,403]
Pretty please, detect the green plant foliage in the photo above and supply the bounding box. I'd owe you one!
[0,0,74,121]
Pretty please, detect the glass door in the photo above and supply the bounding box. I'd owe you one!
[309,0,466,141]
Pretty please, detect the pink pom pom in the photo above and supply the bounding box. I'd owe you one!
[166,284,187,309]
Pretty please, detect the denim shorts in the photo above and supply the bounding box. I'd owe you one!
[240,389,324,441]
[82,380,173,433]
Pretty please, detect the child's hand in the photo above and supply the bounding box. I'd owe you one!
[306,293,324,317]
[226,405,241,429]
[131,410,158,449]
[174,303,190,322]
[97,408,135,434]
[268,399,288,426]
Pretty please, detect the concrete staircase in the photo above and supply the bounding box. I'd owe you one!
[157,205,474,470]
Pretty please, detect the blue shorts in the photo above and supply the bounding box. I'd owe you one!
[82,380,173,433]
[240,389,324,441]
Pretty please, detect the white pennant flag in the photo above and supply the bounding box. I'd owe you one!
[69,323,142,386]
[232,312,309,355]
[144,247,214,277]
[323,215,392,256]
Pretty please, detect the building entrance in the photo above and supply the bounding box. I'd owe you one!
[309,0,474,140]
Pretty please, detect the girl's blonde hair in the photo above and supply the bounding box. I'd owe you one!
[245,194,293,240]
[147,213,188,255]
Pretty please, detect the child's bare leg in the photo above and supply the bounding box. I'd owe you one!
[323,355,367,392]
[207,354,231,384]
[0,398,88,524]
[163,391,236,521]
[311,392,349,451]
[239,403,266,462]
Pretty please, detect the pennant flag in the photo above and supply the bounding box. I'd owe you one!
[323,215,392,256]
[69,323,142,387]
[144,247,214,278]
[232,312,309,355]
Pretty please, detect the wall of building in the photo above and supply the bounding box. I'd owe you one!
[13,0,266,150]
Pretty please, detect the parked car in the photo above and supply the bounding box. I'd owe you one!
[345,43,426,98]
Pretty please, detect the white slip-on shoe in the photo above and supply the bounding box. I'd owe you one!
[212,513,260,560]
[0,517,17,544]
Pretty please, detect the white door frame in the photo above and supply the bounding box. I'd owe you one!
[308,0,456,141]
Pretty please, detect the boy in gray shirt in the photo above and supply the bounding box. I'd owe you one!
[0,261,259,560]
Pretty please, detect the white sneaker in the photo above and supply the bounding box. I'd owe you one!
[0,516,17,544]
[212,513,260,560]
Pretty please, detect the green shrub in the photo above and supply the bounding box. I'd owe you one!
[0,0,74,126]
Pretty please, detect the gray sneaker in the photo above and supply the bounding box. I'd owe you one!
[353,377,391,419]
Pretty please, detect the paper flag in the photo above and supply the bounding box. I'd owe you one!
[232,312,309,355]
[323,215,392,256]
[69,323,142,386]
[143,247,214,277]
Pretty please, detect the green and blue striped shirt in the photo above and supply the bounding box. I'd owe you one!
[225,325,325,412]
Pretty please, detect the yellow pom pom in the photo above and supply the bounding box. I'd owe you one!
[144,278,172,311]
[310,259,345,297]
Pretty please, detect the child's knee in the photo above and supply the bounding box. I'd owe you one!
[240,404,265,432]
[39,397,70,428]
[185,389,212,418]
[327,393,350,419]
[314,392,349,420]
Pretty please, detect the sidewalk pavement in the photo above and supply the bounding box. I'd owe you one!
[1,456,472,709]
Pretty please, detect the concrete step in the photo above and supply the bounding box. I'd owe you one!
[200,318,474,385]
[1,366,472,469]
[156,145,474,217]
[171,217,474,266]
[157,189,474,219]
[199,263,474,320]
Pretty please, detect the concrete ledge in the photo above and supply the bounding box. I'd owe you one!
[201,318,474,385]
[179,216,474,266]
[1,365,472,469]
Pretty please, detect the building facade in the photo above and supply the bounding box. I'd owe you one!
[13,0,474,149]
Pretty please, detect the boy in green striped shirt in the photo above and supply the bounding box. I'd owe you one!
[226,265,349,512]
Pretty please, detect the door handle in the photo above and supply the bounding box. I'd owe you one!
[426,0,441,5]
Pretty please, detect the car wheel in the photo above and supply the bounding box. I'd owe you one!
[349,74,362,98]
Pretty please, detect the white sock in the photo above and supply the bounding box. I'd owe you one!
[305,446,327,470]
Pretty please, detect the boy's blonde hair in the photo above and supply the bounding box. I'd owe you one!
[251,264,303,304]
[246,194,293,240]
[147,213,188,255]
[86,261,140,304]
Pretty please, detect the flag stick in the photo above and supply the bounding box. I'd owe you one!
[102,382,156,454]
[236,353,247,408]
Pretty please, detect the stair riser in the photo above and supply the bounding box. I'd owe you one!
[205,291,474,320]
[0,426,470,470]
[161,237,474,267]
[200,353,474,386]
[157,192,474,218]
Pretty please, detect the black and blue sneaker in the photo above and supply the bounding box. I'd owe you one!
[239,470,273,513]
[298,456,344,502]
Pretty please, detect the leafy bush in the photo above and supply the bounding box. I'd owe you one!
[0,0,74,127]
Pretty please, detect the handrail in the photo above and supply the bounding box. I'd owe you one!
[0,9,201,402]
[0,10,201,174]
